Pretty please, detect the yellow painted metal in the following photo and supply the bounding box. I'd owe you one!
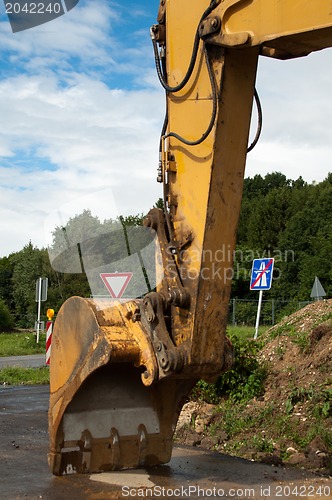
[163,0,259,375]
[208,0,332,58]
[161,0,332,373]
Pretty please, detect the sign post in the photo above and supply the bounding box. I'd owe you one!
[35,277,48,343]
[46,308,54,365]
[250,258,274,339]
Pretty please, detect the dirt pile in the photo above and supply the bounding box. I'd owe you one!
[175,299,332,474]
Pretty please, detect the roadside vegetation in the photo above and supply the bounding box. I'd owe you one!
[0,331,49,386]
[176,300,332,474]
[0,366,49,385]
[227,324,267,340]
[0,331,46,356]
[190,331,267,404]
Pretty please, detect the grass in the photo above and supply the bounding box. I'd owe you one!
[0,366,49,385]
[227,324,268,340]
[0,331,46,356]
[0,331,48,386]
[205,397,332,458]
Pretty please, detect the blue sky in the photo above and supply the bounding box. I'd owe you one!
[0,0,331,257]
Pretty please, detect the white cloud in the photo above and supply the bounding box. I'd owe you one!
[247,49,332,181]
[0,1,115,65]
[0,71,164,256]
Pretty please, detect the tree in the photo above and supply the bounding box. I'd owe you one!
[0,298,14,331]
[0,255,14,310]
[236,172,332,303]
[11,242,45,327]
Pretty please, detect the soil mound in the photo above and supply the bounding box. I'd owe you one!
[175,299,332,474]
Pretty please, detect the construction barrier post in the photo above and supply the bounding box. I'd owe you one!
[46,308,55,365]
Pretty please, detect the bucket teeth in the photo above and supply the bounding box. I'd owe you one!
[50,423,171,474]
[109,428,120,470]
[137,424,148,465]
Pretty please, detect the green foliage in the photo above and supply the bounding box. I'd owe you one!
[154,198,164,209]
[285,385,332,420]
[215,335,267,402]
[49,209,153,301]
[0,332,46,356]
[236,172,332,302]
[221,402,255,438]
[0,256,14,307]
[285,386,315,414]
[0,299,14,331]
[191,335,267,404]
[10,242,45,327]
[208,396,332,457]
[251,435,274,453]
[0,367,49,385]
[290,330,310,352]
[312,388,332,419]
[190,380,220,404]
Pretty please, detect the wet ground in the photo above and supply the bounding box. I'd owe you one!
[0,385,331,499]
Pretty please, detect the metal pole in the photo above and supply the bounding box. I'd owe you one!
[232,298,236,325]
[272,298,275,326]
[254,290,263,339]
[36,277,42,344]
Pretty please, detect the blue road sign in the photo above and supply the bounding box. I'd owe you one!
[250,258,274,291]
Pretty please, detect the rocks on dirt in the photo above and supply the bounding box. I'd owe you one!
[175,299,332,474]
[175,402,219,448]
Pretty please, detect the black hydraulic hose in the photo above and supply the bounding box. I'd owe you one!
[159,113,175,240]
[156,48,174,240]
[151,0,220,94]
[164,44,218,146]
[247,89,263,152]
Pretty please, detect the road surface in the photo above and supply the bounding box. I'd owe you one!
[0,385,331,499]
[0,354,45,369]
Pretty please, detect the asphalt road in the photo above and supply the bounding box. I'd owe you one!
[0,385,331,500]
[0,354,46,369]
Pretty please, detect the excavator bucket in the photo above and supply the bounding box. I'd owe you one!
[48,296,195,475]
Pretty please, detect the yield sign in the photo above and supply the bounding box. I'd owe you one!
[100,272,133,298]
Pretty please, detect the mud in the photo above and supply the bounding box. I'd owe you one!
[0,385,331,499]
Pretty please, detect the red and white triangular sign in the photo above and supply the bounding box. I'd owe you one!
[100,272,133,298]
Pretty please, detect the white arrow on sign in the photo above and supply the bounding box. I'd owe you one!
[100,272,133,299]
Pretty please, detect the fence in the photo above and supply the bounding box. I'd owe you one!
[229,298,310,326]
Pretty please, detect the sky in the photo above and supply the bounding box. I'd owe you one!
[0,0,331,257]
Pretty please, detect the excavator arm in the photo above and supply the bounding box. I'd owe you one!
[48,0,332,474]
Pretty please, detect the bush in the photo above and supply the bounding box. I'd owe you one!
[0,299,15,331]
[215,335,267,402]
[190,335,267,404]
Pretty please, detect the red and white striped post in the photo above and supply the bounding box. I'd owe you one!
[46,308,54,365]
[45,321,52,365]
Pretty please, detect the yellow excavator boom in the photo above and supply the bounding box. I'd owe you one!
[48,0,332,474]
